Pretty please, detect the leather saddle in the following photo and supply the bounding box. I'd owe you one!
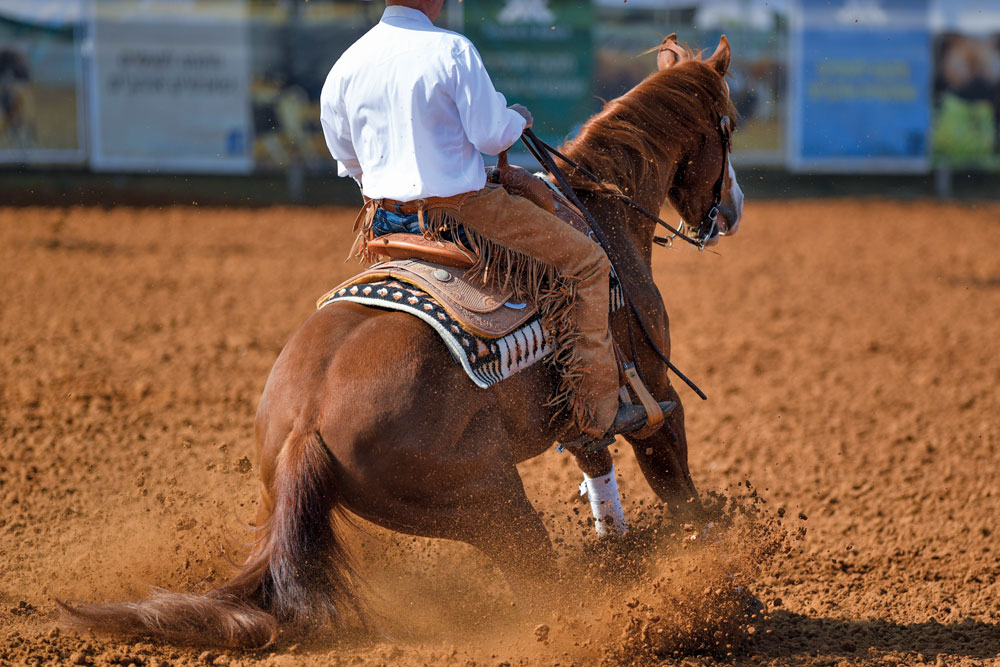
[322,165,671,440]
[325,165,592,338]
[318,260,536,338]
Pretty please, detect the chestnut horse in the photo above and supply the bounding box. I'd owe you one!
[62,36,743,646]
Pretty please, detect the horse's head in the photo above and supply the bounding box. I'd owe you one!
[657,34,744,246]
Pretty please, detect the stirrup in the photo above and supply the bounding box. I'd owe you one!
[561,399,677,453]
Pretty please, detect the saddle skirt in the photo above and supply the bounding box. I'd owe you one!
[317,172,625,388]
[317,259,537,339]
[318,259,625,389]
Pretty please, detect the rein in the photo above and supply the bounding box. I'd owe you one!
[522,119,732,250]
[521,128,708,401]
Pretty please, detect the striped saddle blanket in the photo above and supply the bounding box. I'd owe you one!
[317,261,624,389]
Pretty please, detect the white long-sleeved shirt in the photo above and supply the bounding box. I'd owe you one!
[319,5,527,201]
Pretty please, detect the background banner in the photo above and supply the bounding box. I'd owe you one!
[3,0,999,177]
[88,0,252,173]
[0,0,85,164]
[594,0,790,165]
[251,1,380,172]
[789,0,932,172]
[464,0,594,149]
[930,1,1000,170]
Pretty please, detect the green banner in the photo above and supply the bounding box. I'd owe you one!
[464,0,594,149]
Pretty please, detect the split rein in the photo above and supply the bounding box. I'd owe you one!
[520,126,732,252]
[520,128,709,401]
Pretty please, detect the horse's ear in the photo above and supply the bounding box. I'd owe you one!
[657,33,685,71]
[706,35,731,76]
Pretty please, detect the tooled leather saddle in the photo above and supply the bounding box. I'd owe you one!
[316,164,623,389]
[321,162,597,337]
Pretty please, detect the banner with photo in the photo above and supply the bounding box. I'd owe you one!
[249,1,374,172]
[248,0,465,172]
[88,0,252,173]
[464,0,594,150]
[789,0,932,172]
[931,1,1000,170]
[0,0,86,164]
[594,0,791,165]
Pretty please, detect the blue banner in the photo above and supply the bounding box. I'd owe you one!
[790,0,931,172]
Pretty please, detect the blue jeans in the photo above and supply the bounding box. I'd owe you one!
[372,207,422,235]
[371,206,470,246]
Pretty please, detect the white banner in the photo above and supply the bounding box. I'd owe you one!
[88,0,252,173]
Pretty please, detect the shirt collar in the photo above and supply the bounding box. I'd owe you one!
[381,5,433,26]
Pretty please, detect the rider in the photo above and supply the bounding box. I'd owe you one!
[320,0,653,440]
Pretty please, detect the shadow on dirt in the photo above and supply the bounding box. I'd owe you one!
[946,274,1000,289]
[754,611,999,661]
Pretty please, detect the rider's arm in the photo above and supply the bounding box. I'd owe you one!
[319,74,363,183]
[451,42,527,155]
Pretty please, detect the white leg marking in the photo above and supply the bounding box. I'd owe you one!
[579,465,627,537]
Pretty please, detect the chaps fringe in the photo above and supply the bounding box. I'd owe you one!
[353,205,595,432]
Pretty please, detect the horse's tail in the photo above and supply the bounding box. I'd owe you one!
[59,430,361,647]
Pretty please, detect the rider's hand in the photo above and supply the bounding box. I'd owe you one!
[510,104,533,130]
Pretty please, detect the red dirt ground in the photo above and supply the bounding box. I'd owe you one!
[1,200,998,666]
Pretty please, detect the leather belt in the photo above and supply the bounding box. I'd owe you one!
[352,185,498,242]
[376,191,474,215]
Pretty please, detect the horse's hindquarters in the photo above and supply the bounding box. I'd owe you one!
[257,303,498,529]
[255,301,562,581]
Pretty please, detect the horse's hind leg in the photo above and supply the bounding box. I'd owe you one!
[450,466,558,588]
[322,406,558,591]
[366,460,558,590]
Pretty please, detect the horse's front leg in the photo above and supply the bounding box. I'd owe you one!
[625,383,701,518]
[569,447,628,537]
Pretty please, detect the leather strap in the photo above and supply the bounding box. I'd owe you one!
[622,362,665,439]
[376,191,473,215]
[612,342,665,439]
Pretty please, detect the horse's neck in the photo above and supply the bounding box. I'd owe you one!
[561,90,696,262]
[608,143,683,266]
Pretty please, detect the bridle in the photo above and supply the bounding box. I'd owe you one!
[659,113,734,249]
[521,114,734,252]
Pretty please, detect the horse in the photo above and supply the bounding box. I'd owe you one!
[61,35,744,647]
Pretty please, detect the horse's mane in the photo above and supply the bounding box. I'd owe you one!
[561,53,737,198]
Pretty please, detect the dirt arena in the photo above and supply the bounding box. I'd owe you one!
[1,199,998,666]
